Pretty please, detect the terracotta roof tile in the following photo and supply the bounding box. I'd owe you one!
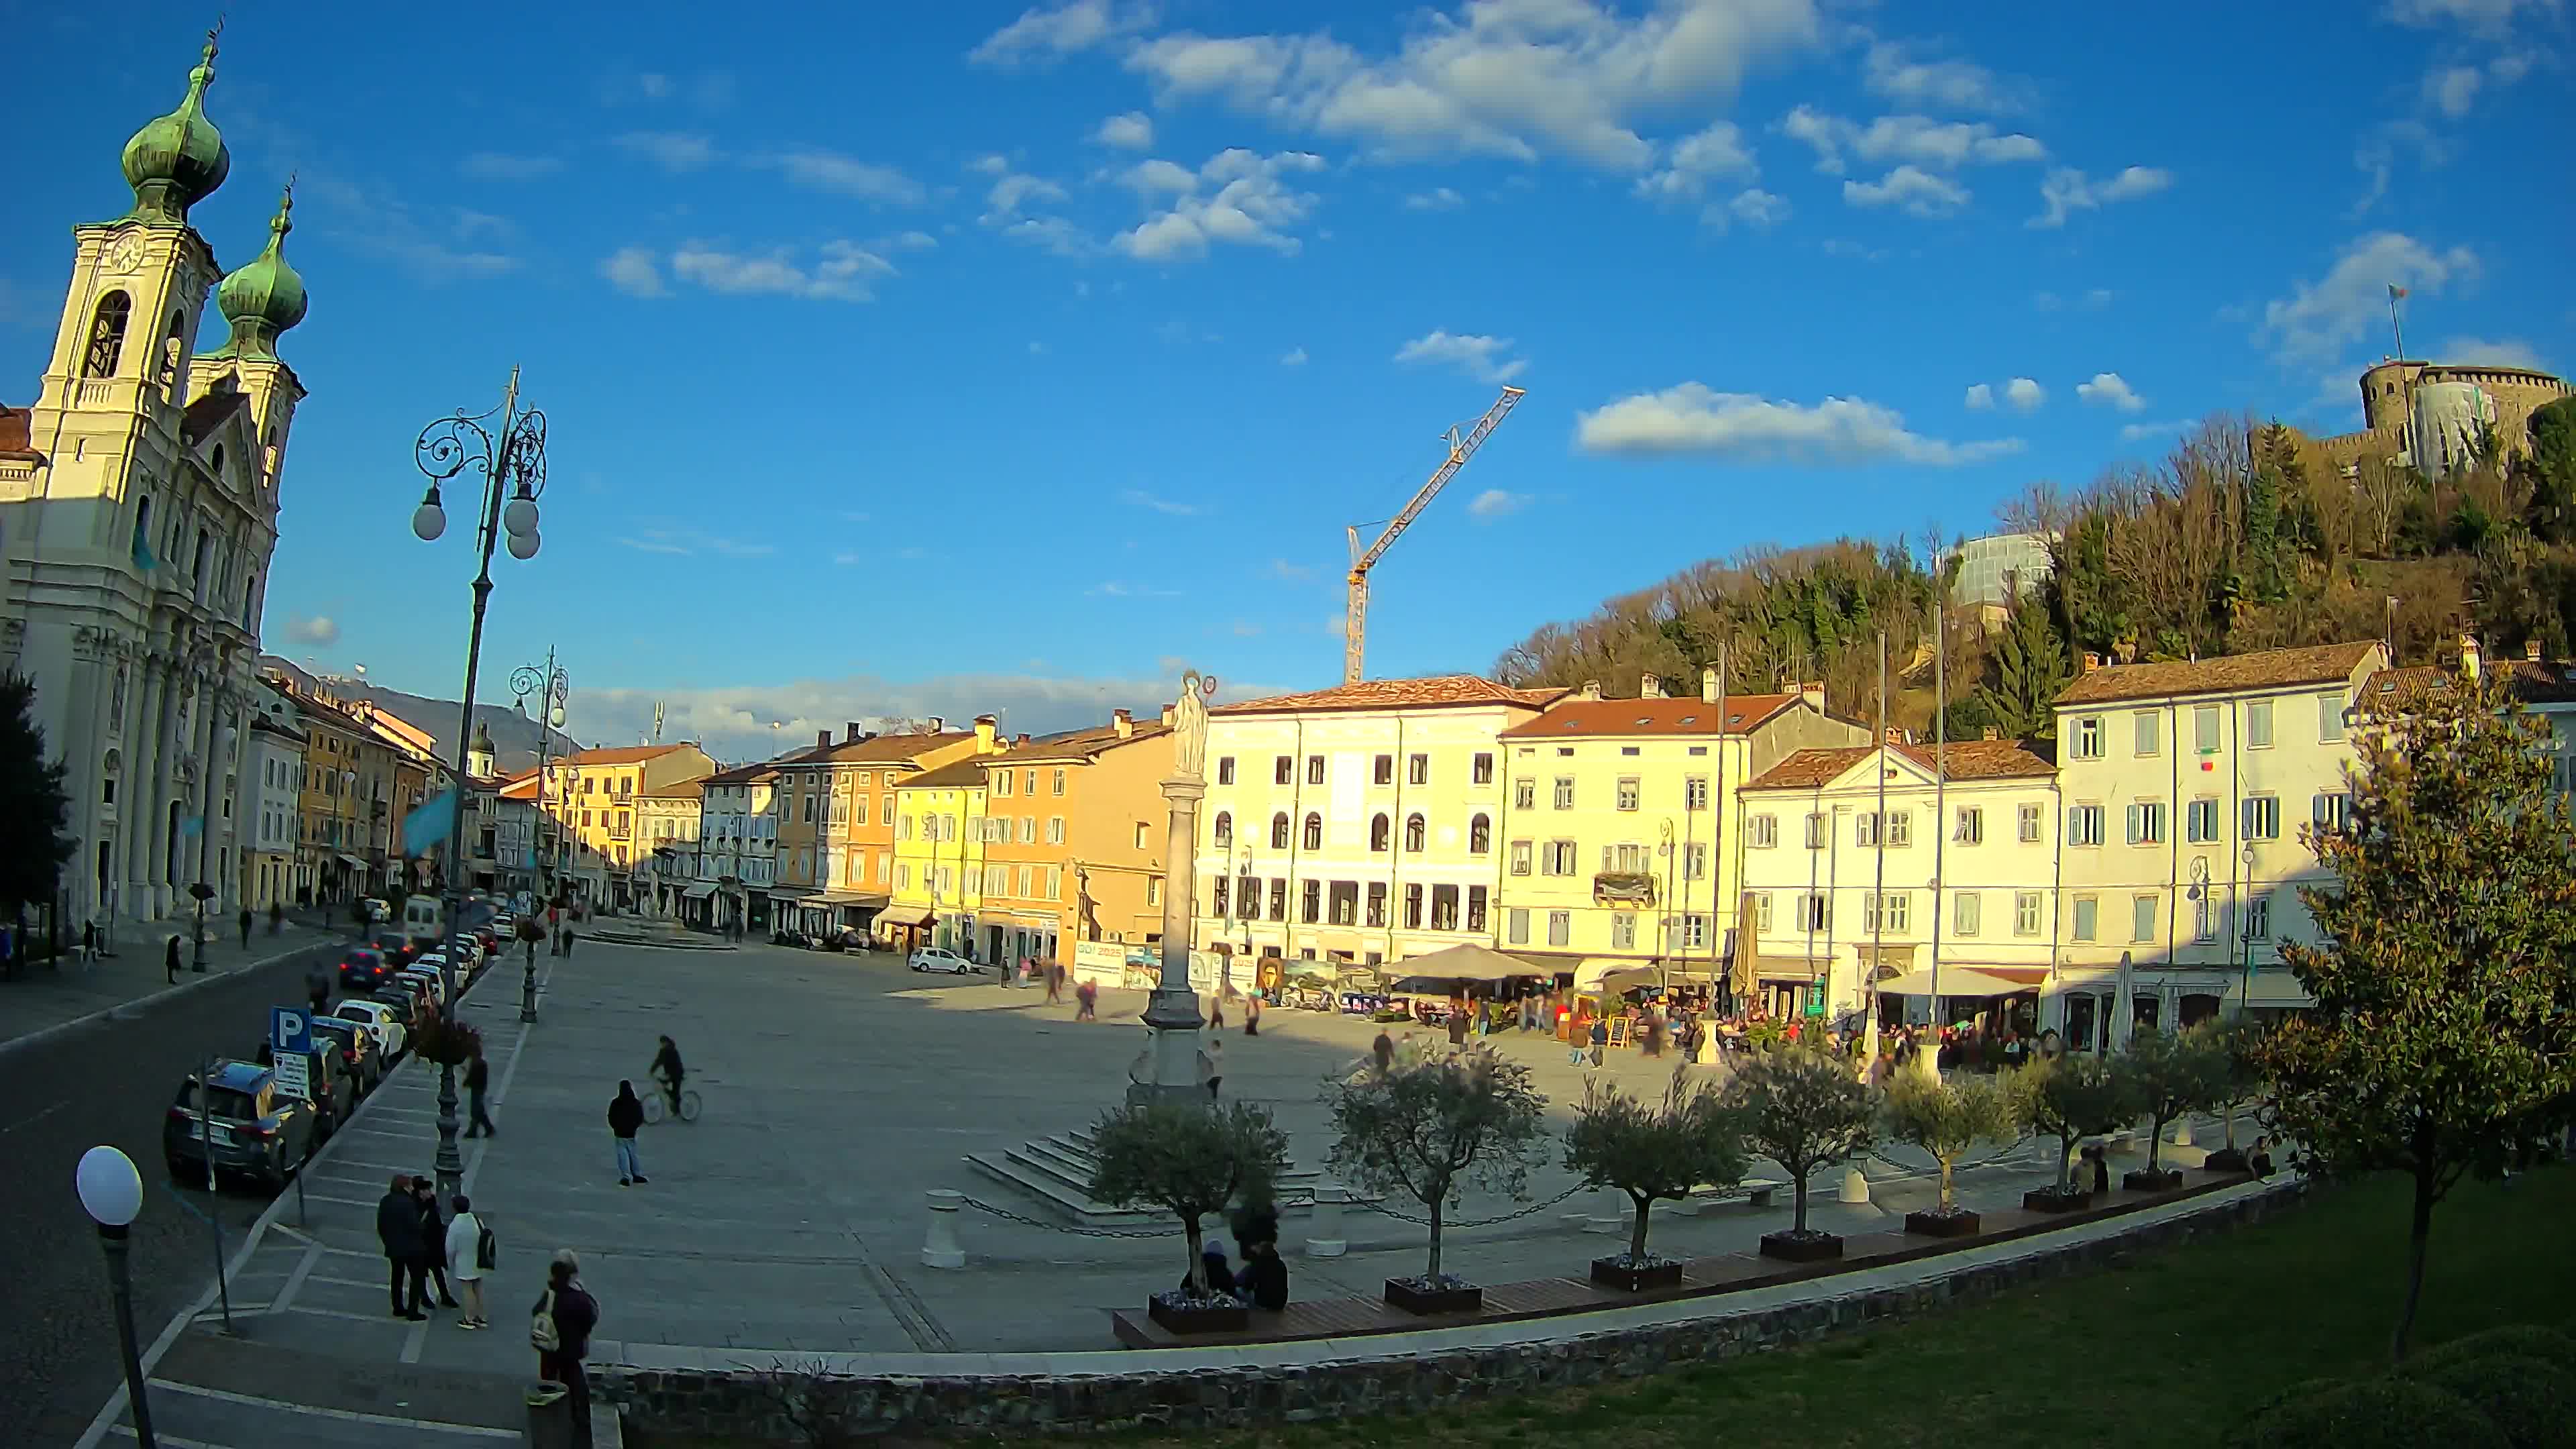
[0,403,42,462]
[986,720,1171,763]
[2370,659,2576,705]
[641,780,706,800]
[903,758,991,790]
[1746,738,2056,792]
[2055,641,2384,706]
[1213,674,1566,716]
[703,762,782,786]
[1497,693,1797,739]
[557,743,698,766]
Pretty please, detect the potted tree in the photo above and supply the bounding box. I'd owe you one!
[2199,1020,2267,1174]
[1563,1069,1749,1291]
[1720,1042,1877,1262]
[1324,1042,1548,1315]
[1087,1101,1289,1335]
[1882,1071,2021,1237]
[2121,1027,2214,1192]
[2017,1053,2137,1212]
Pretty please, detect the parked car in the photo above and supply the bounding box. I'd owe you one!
[908,946,979,975]
[339,947,395,992]
[333,998,409,1059]
[254,1039,358,1140]
[305,1014,381,1095]
[396,967,447,1008]
[164,1060,319,1190]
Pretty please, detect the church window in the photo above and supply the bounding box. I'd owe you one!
[85,292,132,377]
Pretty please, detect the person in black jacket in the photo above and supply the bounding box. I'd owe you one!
[535,1250,601,1449]
[464,1043,495,1137]
[414,1178,460,1309]
[378,1173,428,1319]
[165,934,181,984]
[608,1082,647,1185]
[1236,1236,1290,1311]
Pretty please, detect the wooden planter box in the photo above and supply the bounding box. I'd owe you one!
[1903,1208,1982,1238]
[2202,1147,2250,1175]
[2123,1167,2185,1193]
[1383,1277,1484,1316]
[2022,1187,2093,1214]
[1758,1230,1843,1263]
[1146,1295,1248,1335]
[1589,1256,1686,1292]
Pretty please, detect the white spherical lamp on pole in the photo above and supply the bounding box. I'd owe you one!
[75,1146,156,1448]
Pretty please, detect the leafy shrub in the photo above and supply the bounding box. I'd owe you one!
[2406,1324,2576,1379]
[2224,1377,2504,1449]
[2408,1354,2575,1449]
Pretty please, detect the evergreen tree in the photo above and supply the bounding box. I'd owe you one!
[1974,592,2072,740]
[2253,669,2576,1362]
[0,672,76,916]
[2243,425,2292,602]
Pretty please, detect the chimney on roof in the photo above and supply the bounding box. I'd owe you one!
[1014,733,1030,746]
[1885,727,1905,745]
[2526,639,2542,664]
[1700,666,1719,704]
[1640,674,1666,700]
[926,716,945,733]
[1983,726,2000,741]
[845,721,864,743]
[1112,707,1134,739]
[974,714,999,752]
[2459,633,2481,682]
[816,729,831,749]
[1800,680,1825,714]
[1577,680,1603,701]
[2082,652,2101,674]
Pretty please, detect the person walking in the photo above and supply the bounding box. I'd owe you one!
[532,1250,600,1449]
[269,900,286,935]
[1203,1036,1225,1102]
[608,1081,647,1185]
[561,924,578,959]
[164,933,181,985]
[1244,990,1263,1037]
[464,1043,496,1138]
[307,961,333,1017]
[415,1177,461,1309]
[1208,986,1226,1030]
[1589,1016,1610,1069]
[237,906,253,950]
[445,1194,489,1328]
[1371,1029,1395,1074]
[1447,998,1469,1050]
[378,1173,429,1320]
[1074,979,1097,1021]
[79,918,97,967]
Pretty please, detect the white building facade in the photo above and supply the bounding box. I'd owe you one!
[238,680,304,910]
[1189,676,1561,969]
[696,763,777,932]
[0,37,309,928]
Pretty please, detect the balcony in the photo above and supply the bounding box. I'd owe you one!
[1593,871,1657,906]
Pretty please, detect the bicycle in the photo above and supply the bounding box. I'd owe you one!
[643,1079,701,1124]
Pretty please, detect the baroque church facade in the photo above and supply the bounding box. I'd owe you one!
[0,33,311,930]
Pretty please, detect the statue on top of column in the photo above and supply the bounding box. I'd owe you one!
[1171,669,1216,782]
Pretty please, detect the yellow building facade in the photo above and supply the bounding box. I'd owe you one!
[542,743,715,909]
[889,741,999,955]
[1493,673,1866,986]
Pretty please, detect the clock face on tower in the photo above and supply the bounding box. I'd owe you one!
[104,230,146,276]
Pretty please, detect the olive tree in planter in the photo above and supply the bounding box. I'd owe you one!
[1882,1071,2022,1237]
[2017,1053,2137,1212]
[1720,1042,1876,1262]
[1087,1100,1289,1335]
[2121,1026,2221,1191]
[1324,1042,1549,1315]
[1562,1068,1749,1291]
[2199,1020,2268,1174]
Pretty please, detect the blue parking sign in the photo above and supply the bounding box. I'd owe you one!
[271,1006,312,1057]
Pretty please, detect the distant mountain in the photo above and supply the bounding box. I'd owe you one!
[259,656,583,776]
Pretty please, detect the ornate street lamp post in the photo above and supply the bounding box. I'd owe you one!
[76,1146,155,1449]
[410,368,549,1203]
[1128,672,1218,1107]
[511,651,568,1024]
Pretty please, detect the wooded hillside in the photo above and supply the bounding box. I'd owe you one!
[1492,400,2576,738]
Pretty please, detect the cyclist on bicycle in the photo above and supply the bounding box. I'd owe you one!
[649,1034,686,1114]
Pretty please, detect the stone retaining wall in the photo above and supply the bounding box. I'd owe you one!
[604,1182,2304,1442]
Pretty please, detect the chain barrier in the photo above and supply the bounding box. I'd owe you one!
[1352,1183,1587,1229]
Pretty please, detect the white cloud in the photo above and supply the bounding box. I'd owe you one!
[2076,372,2147,412]
[1964,383,1994,411]
[1112,148,1326,261]
[2383,0,2553,38]
[1843,165,1969,217]
[1633,121,1758,204]
[614,131,718,172]
[2437,335,2546,370]
[1087,581,1185,598]
[1122,1,1826,170]
[288,175,521,282]
[2118,418,2194,443]
[1119,487,1204,517]
[886,229,938,252]
[1393,330,1527,386]
[1404,186,1466,211]
[971,0,1159,66]
[2262,231,2481,366]
[1268,558,1316,581]
[982,168,1072,221]
[2029,165,2173,227]
[1860,41,2017,115]
[1095,110,1155,148]
[1717,188,1790,230]
[670,239,894,303]
[2424,64,2484,117]
[773,150,926,205]
[1279,346,1308,366]
[2350,119,2446,215]
[287,615,339,646]
[1232,621,1263,637]
[1778,107,2043,174]
[1575,384,2023,466]
[461,152,564,181]
[600,246,667,298]
[613,528,778,559]
[1001,215,1096,258]
[2004,376,2046,411]
[1466,488,1531,520]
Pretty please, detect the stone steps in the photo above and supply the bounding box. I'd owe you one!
[964,1125,1333,1227]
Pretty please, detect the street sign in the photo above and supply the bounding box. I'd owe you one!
[270,1007,313,1100]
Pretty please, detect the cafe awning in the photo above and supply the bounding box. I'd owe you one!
[875,904,934,928]
[680,883,718,901]
[1387,942,1545,983]
[335,853,366,869]
[1875,966,2029,998]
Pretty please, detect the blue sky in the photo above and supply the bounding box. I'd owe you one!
[6,1,2570,759]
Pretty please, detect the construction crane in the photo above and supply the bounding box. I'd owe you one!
[1344,385,1526,684]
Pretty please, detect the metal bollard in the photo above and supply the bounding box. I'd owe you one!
[1303,1183,1348,1258]
[922,1189,966,1269]
[1584,1186,1624,1234]
[1838,1166,1870,1204]
[2168,1115,2194,1147]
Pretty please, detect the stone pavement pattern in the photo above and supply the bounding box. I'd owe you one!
[96,936,2208,1442]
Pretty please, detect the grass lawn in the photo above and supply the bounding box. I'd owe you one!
[633,1169,2575,1449]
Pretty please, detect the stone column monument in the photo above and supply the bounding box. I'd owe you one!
[1127,670,1218,1108]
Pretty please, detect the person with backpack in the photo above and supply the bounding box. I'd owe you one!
[532,1250,600,1448]
[445,1194,490,1329]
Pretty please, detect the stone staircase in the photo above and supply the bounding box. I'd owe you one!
[965,1124,1334,1227]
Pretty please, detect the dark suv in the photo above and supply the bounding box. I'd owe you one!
[163,1061,319,1191]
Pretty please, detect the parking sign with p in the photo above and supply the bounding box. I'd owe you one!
[270,1006,313,1100]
